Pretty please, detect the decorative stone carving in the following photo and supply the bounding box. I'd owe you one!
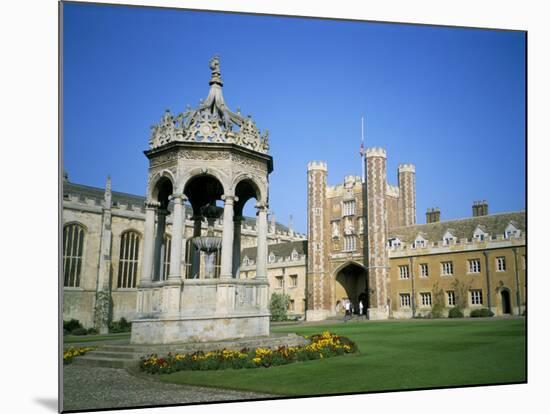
[331,221,340,239]
[148,57,270,154]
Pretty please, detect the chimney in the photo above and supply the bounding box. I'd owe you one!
[472,200,489,217]
[426,207,441,223]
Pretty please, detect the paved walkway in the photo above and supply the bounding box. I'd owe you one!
[63,364,274,412]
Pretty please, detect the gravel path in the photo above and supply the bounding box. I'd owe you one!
[63,364,275,411]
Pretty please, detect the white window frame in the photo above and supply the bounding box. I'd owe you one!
[420,292,432,307]
[399,293,411,308]
[470,289,483,305]
[414,235,426,248]
[63,223,86,288]
[442,230,456,245]
[399,265,410,280]
[468,258,481,274]
[496,256,506,272]
[441,261,454,276]
[473,226,488,241]
[268,252,276,263]
[118,230,141,289]
[343,200,356,216]
[344,235,356,252]
[419,263,429,278]
[447,291,456,307]
[389,237,402,248]
[505,223,521,239]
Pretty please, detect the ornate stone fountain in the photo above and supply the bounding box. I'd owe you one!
[192,203,222,279]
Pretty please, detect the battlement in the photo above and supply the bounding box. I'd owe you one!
[365,147,387,158]
[307,161,328,171]
[389,233,526,258]
[386,184,400,198]
[398,163,415,173]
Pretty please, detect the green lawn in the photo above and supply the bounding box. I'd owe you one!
[64,332,131,344]
[158,319,526,396]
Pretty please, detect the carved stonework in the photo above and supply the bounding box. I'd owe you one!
[178,150,231,161]
[149,151,178,168]
[148,57,269,154]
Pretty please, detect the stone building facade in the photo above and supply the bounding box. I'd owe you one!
[62,58,525,328]
[305,147,526,321]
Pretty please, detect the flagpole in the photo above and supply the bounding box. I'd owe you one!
[361,116,365,183]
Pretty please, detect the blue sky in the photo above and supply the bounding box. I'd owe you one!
[62,2,525,233]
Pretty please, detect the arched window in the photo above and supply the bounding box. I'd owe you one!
[63,223,86,287]
[117,231,141,288]
[161,235,172,281]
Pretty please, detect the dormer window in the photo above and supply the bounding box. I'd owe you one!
[414,235,426,248]
[473,226,488,242]
[505,222,521,239]
[242,255,250,266]
[268,252,276,263]
[291,249,299,261]
[389,237,402,248]
[442,230,456,245]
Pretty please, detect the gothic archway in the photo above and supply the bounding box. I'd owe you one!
[334,262,368,314]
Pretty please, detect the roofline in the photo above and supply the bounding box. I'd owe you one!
[391,209,526,231]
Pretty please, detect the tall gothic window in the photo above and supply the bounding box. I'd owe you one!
[343,200,356,216]
[63,223,86,287]
[117,231,141,288]
[161,235,172,281]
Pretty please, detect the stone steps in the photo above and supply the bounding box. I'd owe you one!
[72,333,309,369]
[73,354,138,369]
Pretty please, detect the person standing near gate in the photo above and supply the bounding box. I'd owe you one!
[343,299,350,322]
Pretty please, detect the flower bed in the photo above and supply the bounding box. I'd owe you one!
[140,331,358,374]
[63,346,96,364]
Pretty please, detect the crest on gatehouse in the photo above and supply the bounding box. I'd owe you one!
[149,56,270,154]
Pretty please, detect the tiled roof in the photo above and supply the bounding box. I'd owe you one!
[241,240,308,261]
[389,211,525,243]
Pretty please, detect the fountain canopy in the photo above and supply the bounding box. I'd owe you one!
[148,56,269,154]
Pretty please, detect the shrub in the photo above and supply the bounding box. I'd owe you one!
[71,327,88,336]
[269,293,290,322]
[63,319,82,332]
[87,327,99,335]
[109,317,132,333]
[448,307,464,318]
[470,308,494,318]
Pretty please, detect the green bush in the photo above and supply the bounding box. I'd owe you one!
[71,327,88,336]
[269,293,290,322]
[87,327,99,335]
[109,317,132,333]
[63,319,82,332]
[448,307,464,318]
[470,308,494,318]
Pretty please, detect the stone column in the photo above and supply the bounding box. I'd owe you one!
[168,194,187,282]
[161,194,186,316]
[137,200,159,313]
[255,202,268,280]
[153,209,168,281]
[95,175,113,333]
[220,195,238,280]
[232,216,243,278]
